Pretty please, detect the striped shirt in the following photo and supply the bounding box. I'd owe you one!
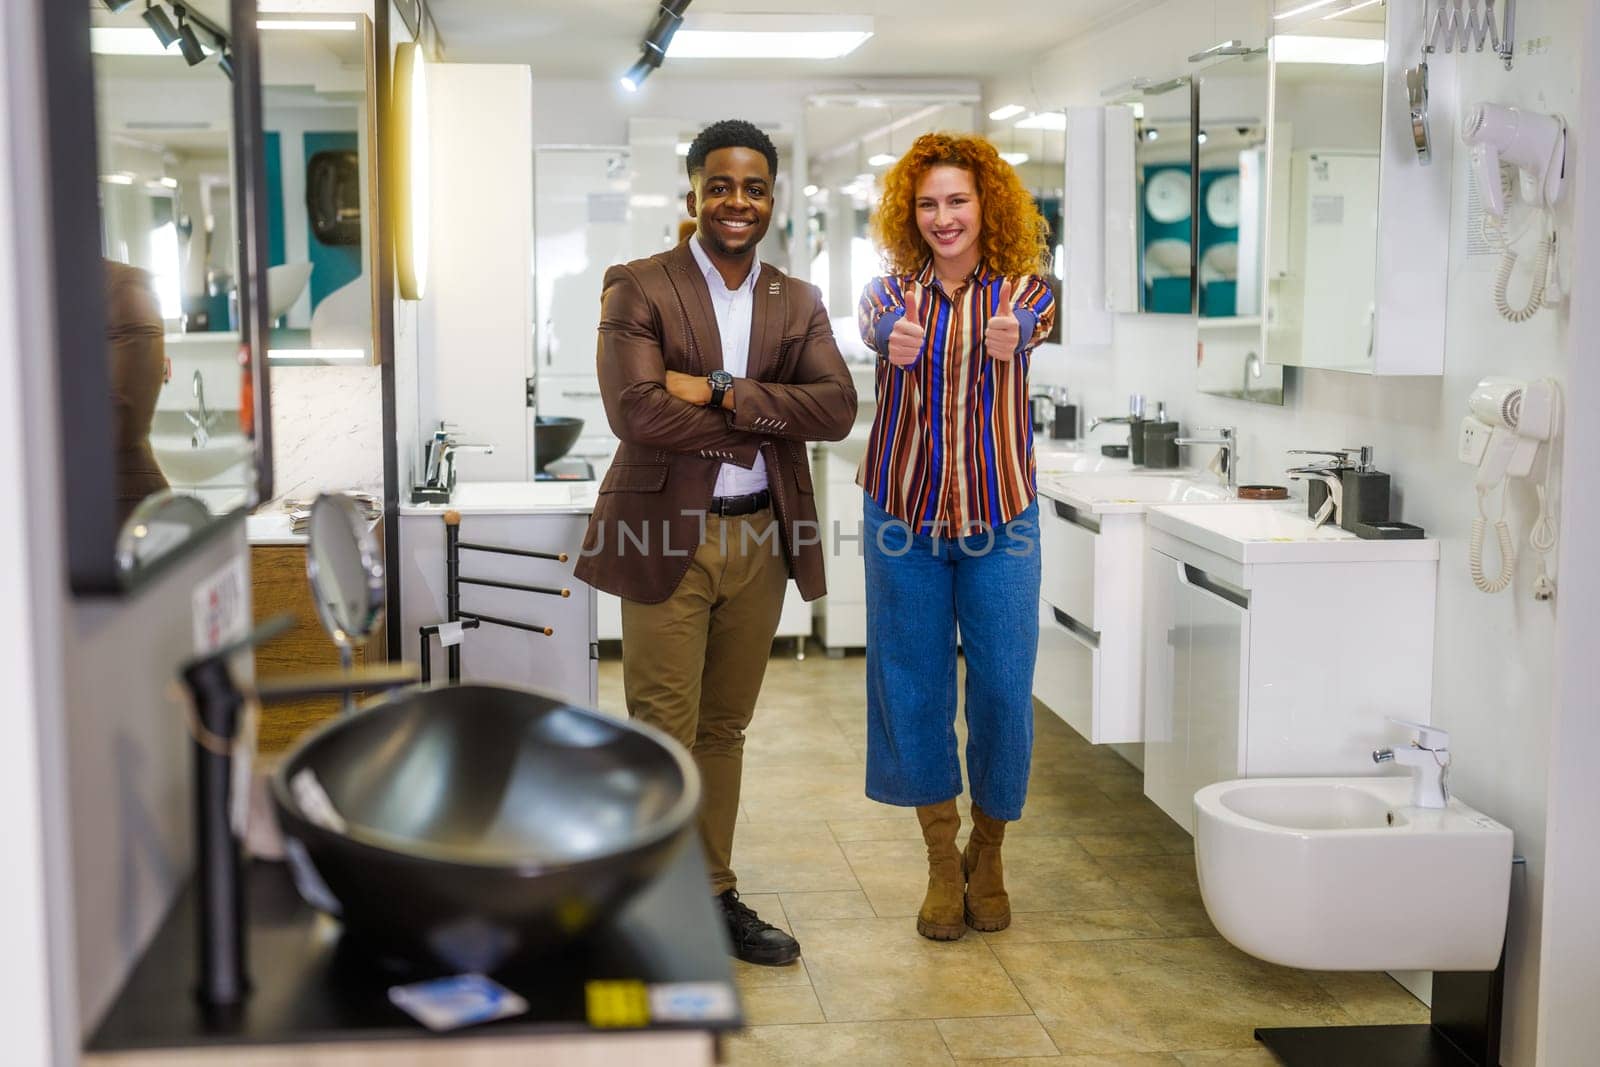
[857,260,1056,532]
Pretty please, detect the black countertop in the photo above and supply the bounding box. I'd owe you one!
[89,840,741,1052]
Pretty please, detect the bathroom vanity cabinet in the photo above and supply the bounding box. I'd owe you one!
[248,514,386,753]
[1141,505,1438,833]
[399,484,598,707]
[815,438,868,654]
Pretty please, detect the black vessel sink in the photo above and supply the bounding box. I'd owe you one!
[270,685,699,973]
[534,415,584,472]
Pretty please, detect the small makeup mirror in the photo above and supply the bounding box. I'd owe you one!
[305,493,385,698]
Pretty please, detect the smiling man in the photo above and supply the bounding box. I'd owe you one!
[576,119,856,966]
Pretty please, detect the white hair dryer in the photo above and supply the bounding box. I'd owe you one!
[1458,377,1562,598]
[1460,103,1565,216]
[1459,103,1566,322]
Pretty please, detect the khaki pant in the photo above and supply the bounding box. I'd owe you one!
[621,509,789,895]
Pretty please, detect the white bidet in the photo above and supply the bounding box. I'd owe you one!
[1194,777,1513,971]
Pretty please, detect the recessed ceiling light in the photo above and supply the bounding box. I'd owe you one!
[667,14,873,59]
[803,184,820,197]
[100,172,136,185]
[256,20,359,31]
[1015,112,1066,131]
[867,153,895,167]
[1274,0,1343,19]
[675,141,692,156]
[1271,34,1386,64]
[999,152,1029,166]
[1321,0,1384,17]
[989,104,1025,122]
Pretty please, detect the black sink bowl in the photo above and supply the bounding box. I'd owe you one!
[270,684,699,973]
[534,415,584,472]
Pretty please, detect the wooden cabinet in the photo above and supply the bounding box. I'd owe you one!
[249,529,386,754]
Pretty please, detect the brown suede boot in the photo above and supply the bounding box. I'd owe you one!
[914,800,965,941]
[962,804,1011,931]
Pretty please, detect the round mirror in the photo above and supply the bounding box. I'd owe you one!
[306,493,385,658]
[115,491,213,579]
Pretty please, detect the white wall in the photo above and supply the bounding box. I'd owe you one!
[990,1,1582,1062]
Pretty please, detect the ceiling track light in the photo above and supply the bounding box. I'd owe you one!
[142,2,180,48]
[643,0,691,58]
[101,0,137,12]
[217,50,235,81]
[175,14,207,65]
[620,50,662,92]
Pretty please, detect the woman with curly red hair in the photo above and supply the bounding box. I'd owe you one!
[856,132,1056,942]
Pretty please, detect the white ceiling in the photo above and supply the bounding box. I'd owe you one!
[427,0,1151,79]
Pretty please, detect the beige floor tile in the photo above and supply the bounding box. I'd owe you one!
[1095,854,1205,912]
[743,706,861,767]
[793,917,1032,1022]
[779,890,878,920]
[741,762,895,821]
[990,937,1351,1055]
[1142,902,1219,939]
[725,1020,956,1066]
[739,984,826,1025]
[1052,1057,1185,1066]
[936,1015,1060,1059]
[828,814,928,842]
[1074,834,1184,859]
[1171,1048,1280,1065]
[731,825,862,895]
[1308,971,1429,1025]
[980,909,1167,945]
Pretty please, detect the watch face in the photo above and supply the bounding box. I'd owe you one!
[710,370,733,387]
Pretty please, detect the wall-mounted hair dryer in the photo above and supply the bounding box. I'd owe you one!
[1458,377,1562,598]
[1459,103,1567,322]
[1460,103,1566,216]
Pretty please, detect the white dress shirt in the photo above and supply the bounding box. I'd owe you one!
[688,235,769,497]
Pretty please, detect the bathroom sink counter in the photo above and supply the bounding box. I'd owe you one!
[399,479,598,517]
[1147,502,1439,566]
[1038,471,1234,516]
[86,841,737,1065]
[246,506,382,547]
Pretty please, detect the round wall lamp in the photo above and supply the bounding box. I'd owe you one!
[392,41,429,300]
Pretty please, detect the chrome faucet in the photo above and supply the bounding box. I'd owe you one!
[423,421,495,494]
[185,369,217,448]
[1174,426,1237,492]
[1289,469,1344,527]
[1089,393,1146,433]
[1373,721,1451,809]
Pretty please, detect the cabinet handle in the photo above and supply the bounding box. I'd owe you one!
[1176,562,1250,610]
[1051,607,1102,650]
[1052,499,1102,534]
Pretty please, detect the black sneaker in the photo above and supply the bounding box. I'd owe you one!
[718,889,801,966]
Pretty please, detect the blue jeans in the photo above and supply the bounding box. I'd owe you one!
[862,494,1042,821]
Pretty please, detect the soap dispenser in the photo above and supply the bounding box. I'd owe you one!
[1339,445,1391,533]
[1141,402,1181,469]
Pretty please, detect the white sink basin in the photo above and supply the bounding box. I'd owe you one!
[1040,473,1233,515]
[1195,777,1513,971]
[1035,446,1133,475]
[1147,502,1438,564]
[152,434,253,486]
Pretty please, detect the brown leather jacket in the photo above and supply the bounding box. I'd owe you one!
[575,242,857,604]
[105,260,170,522]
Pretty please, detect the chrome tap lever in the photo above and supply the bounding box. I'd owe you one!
[1288,469,1344,527]
[1372,721,1451,809]
[1174,426,1237,492]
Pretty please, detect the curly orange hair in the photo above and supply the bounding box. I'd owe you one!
[870,132,1050,277]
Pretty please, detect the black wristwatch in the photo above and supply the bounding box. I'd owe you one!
[707,369,733,407]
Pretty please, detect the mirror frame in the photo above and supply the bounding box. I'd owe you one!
[43,0,274,594]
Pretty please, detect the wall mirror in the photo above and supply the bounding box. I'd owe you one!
[1262,5,1387,373]
[68,0,272,591]
[1104,77,1196,315]
[259,14,380,365]
[1195,50,1284,406]
[802,94,980,338]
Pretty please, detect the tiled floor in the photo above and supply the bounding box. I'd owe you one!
[597,649,1427,1065]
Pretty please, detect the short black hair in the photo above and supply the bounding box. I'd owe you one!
[686,119,779,181]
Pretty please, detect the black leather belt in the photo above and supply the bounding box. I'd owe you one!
[708,489,771,516]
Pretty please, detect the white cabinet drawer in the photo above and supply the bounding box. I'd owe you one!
[1033,600,1100,744]
[1040,497,1098,629]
